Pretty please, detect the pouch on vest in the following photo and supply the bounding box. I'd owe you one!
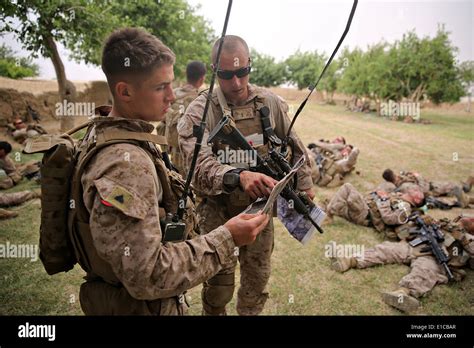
[23,134,78,275]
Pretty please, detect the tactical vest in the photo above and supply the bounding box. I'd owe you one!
[70,118,198,287]
[204,87,278,215]
[366,193,410,237]
[25,116,196,314]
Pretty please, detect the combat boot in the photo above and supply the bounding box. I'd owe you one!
[452,187,469,208]
[330,256,357,273]
[381,287,420,313]
[0,208,18,220]
[462,175,474,193]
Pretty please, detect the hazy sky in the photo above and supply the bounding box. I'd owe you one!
[1,0,472,81]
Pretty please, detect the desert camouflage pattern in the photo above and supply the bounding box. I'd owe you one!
[178,84,312,315]
[165,84,198,176]
[79,117,237,315]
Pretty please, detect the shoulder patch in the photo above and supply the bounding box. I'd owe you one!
[104,186,134,211]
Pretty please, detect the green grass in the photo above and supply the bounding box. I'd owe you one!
[1,104,473,315]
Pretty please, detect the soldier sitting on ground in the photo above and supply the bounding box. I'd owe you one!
[382,169,474,209]
[307,137,360,187]
[0,141,40,189]
[330,215,474,313]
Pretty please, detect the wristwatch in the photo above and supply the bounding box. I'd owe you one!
[223,168,246,191]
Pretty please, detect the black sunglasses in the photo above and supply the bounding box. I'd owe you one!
[216,65,252,80]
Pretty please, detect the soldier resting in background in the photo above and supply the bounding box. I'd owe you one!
[0,190,41,219]
[0,141,40,189]
[324,182,424,239]
[11,118,47,144]
[382,169,474,209]
[330,215,474,313]
[308,137,359,187]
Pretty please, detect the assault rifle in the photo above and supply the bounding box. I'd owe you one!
[409,216,454,281]
[207,115,324,234]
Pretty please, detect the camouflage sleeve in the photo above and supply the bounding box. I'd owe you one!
[84,144,237,300]
[177,95,235,195]
[269,94,313,191]
[1,156,18,175]
[376,199,410,226]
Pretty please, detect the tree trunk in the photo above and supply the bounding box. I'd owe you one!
[44,35,76,132]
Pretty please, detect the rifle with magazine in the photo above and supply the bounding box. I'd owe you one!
[409,215,454,281]
[207,115,324,234]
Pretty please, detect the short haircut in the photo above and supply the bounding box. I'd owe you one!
[101,28,175,94]
[211,35,249,66]
[0,141,12,154]
[382,169,396,183]
[186,61,207,84]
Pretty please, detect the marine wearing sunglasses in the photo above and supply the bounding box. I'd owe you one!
[215,64,252,80]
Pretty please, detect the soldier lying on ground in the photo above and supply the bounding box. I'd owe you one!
[307,137,359,187]
[0,141,40,189]
[323,182,424,239]
[0,190,41,219]
[10,118,47,144]
[330,215,474,313]
[382,169,474,209]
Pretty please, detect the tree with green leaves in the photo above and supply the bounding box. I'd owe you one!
[118,0,215,82]
[1,0,215,131]
[389,27,464,104]
[249,48,286,87]
[459,60,474,112]
[0,43,39,79]
[1,0,120,130]
[285,50,326,90]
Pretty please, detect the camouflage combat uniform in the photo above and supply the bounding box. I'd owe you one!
[76,117,238,315]
[0,155,22,189]
[394,171,473,208]
[326,183,413,239]
[332,216,474,311]
[177,84,313,315]
[0,190,39,219]
[165,84,199,176]
[308,141,359,187]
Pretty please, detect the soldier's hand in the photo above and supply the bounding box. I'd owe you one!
[239,171,278,200]
[224,212,270,247]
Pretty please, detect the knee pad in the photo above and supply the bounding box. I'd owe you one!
[202,273,235,309]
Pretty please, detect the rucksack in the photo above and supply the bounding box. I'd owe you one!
[24,119,197,276]
[24,129,80,275]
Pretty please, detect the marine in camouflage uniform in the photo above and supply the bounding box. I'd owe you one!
[73,28,268,316]
[307,139,359,187]
[325,183,424,239]
[382,169,474,209]
[0,141,41,189]
[178,35,314,315]
[0,190,40,219]
[155,61,206,176]
[330,215,474,312]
